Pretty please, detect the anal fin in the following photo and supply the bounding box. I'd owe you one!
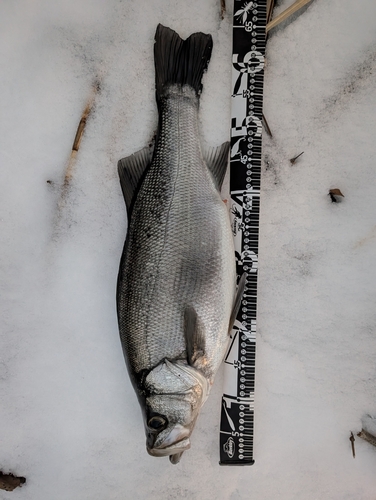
[204,142,230,191]
[229,273,247,332]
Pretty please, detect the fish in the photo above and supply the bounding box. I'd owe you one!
[116,24,245,464]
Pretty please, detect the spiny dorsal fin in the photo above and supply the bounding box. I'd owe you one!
[184,306,206,368]
[117,145,153,212]
[204,142,230,191]
[229,273,247,332]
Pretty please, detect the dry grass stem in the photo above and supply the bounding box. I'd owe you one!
[266,0,275,24]
[64,82,100,187]
[266,0,313,33]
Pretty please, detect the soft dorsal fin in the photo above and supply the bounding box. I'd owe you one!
[118,145,153,211]
[184,306,206,368]
[203,142,230,190]
[228,273,247,332]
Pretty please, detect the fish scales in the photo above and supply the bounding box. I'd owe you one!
[118,87,235,375]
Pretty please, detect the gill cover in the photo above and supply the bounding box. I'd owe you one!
[145,359,209,400]
[144,360,210,463]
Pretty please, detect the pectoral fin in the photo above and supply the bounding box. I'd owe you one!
[228,273,247,332]
[204,142,230,191]
[184,306,206,368]
[118,145,153,212]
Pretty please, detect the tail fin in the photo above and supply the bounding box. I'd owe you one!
[154,24,213,100]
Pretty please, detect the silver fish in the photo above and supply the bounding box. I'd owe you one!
[117,24,244,464]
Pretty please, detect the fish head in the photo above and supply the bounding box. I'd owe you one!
[143,359,210,462]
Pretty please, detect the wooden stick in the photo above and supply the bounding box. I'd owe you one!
[357,429,376,448]
[266,0,275,25]
[266,0,313,33]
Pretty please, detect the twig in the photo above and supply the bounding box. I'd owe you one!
[266,0,275,25]
[262,113,273,137]
[357,429,376,448]
[266,0,313,33]
[290,152,304,164]
[349,432,356,458]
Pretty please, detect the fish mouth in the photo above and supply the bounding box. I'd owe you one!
[146,422,191,456]
[147,437,191,457]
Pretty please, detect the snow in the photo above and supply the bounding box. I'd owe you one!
[1,0,376,498]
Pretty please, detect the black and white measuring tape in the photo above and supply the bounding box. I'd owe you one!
[219,0,266,466]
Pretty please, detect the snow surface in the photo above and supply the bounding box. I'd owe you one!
[1,0,376,498]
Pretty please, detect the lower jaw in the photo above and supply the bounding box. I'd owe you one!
[147,438,191,457]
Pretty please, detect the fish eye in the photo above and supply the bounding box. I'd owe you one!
[148,415,167,431]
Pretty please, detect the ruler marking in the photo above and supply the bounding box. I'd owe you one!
[219,0,266,466]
